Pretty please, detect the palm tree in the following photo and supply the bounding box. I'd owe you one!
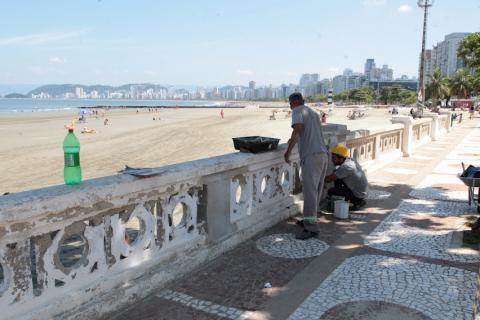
[426,68,448,111]
[471,73,480,97]
[449,69,473,99]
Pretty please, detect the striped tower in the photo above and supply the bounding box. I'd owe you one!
[327,88,333,106]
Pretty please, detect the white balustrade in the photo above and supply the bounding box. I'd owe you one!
[0,118,463,319]
[346,124,404,172]
[0,142,311,319]
[392,116,433,156]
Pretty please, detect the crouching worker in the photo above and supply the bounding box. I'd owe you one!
[325,144,368,211]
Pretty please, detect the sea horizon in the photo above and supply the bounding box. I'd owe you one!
[0,98,234,113]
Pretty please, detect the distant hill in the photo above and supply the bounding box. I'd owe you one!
[4,93,28,98]
[26,83,168,96]
[0,84,40,95]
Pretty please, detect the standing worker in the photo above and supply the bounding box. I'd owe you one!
[284,93,328,240]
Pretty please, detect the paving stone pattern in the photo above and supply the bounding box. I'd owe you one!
[423,146,445,151]
[157,290,253,320]
[410,155,434,160]
[319,300,432,320]
[288,255,477,320]
[365,199,480,263]
[433,160,472,175]
[114,294,225,320]
[409,174,468,202]
[366,189,392,200]
[256,233,329,259]
[349,213,367,220]
[166,222,318,311]
[383,168,419,175]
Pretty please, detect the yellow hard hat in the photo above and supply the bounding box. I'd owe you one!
[330,144,349,158]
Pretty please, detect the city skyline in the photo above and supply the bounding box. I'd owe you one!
[4,56,418,100]
[0,55,414,97]
[0,0,479,90]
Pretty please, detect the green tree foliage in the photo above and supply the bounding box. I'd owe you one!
[333,92,347,102]
[332,87,376,103]
[305,94,327,103]
[333,86,414,105]
[472,73,480,96]
[400,90,417,105]
[449,69,473,98]
[458,32,480,71]
[426,68,449,108]
[455,32,480,98]
[348,87,376,103]
[379,86,416,105]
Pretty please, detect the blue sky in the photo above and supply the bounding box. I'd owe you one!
[0,0,479,90]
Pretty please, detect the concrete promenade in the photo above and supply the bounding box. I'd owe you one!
[108,119,480,320]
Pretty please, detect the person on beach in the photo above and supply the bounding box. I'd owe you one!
[325,144,368,211]
[321,112,327,124]
[284,93,328,240]
[81,127,97,134]
[220,109,224,119]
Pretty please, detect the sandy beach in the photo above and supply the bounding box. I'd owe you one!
[0,105,403,193]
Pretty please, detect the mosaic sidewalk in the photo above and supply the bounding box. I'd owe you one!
[288,121,480,320]
[109,119,480,320]
[365,199,479,263]
[288,255,477,320]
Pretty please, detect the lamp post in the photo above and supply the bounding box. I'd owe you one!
[417,0,434,116]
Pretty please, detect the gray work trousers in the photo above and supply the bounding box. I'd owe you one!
[301,152,328,232]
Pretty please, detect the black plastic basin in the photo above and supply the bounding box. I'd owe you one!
[232,136,280,153]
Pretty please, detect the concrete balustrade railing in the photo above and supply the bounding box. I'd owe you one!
[423,113,449,141]
[439,113,451,133]
[0,116,464,319]
[0,147,307,319]
[391,116,433,157]
[346,124,404,172]
[0,122,350,320]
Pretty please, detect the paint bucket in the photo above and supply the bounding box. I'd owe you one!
[328,196,345,212]
[333,200,349,219]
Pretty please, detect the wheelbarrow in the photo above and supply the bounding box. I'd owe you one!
[458,163,480,213]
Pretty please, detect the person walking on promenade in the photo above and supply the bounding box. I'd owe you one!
[284,93,329,240]
[325,144,368,211]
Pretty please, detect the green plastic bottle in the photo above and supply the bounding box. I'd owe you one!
[63,128,82,185]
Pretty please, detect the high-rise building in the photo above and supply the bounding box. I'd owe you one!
[299,74,319,87]
[281,85,288,98]
[380,65,393,81]
[248,81,256,90]
[331,73,365,94]
[364,59,394,82]
[423,49,436,83]
[75,87,85,99]
[364,59,376,80]
[318,79,331,95]
[343,68,353,77]
[425,33,470,77]
[90,90,99,99]
[332,75,346,94]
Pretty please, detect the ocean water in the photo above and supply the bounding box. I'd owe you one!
[0,99,224,113]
